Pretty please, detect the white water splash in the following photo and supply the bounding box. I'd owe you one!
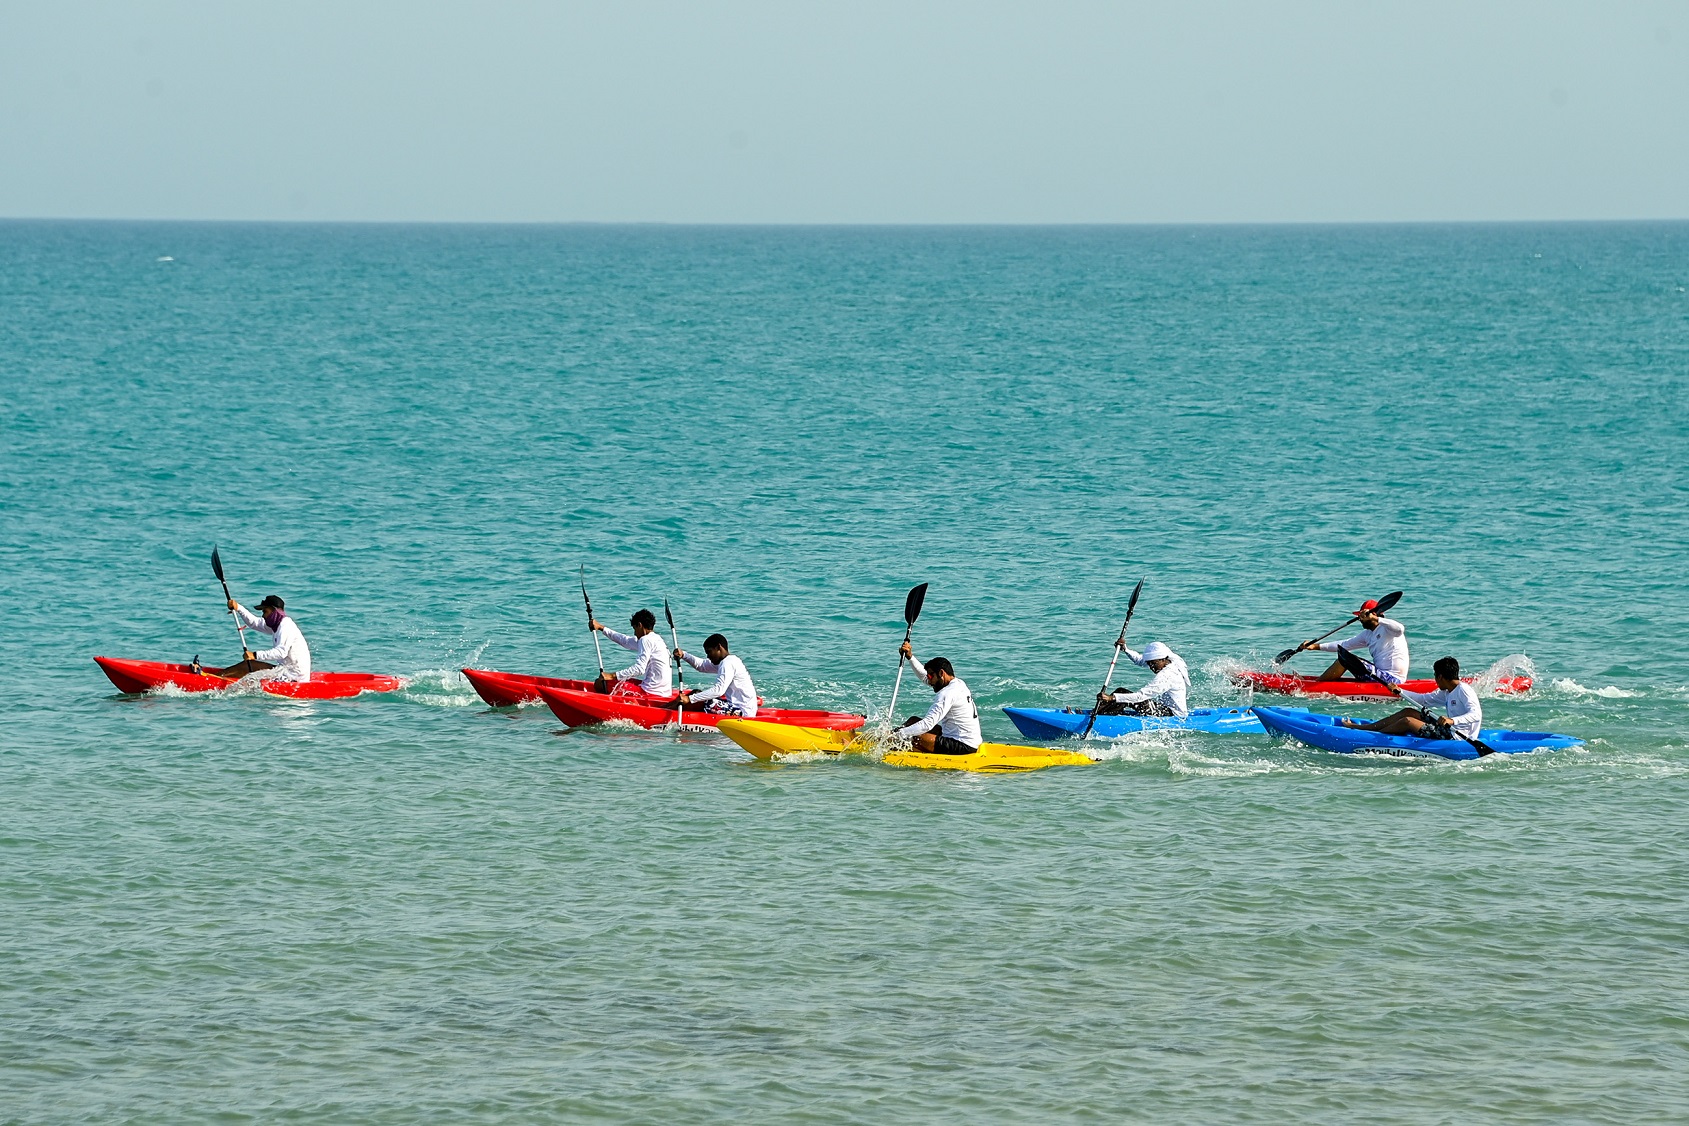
[1548,678,1640,699]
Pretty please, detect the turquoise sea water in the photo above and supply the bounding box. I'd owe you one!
[3,221,1687,1122]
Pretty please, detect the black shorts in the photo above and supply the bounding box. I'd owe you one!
[1415,711,1455,740]
[1098,698,1175,717]
[929,733,979,756]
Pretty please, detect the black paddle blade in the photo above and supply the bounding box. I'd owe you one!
[1373,590,1404,615]
[1126,578,1144,617]
[578,566,595,616]
[1334,648,1375,682]
[663,598,675,630]
[904,583,929,626]
[1273,646,1300,665]
[211,545,225,582]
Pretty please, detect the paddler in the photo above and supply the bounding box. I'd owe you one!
[1094,640,1190,717]
[215,595,311,681]
[1296,598,1409,685]
[590,609,673,696]
[1340,656,1481,739]
[671,633,758,718]
[895,641,981,755]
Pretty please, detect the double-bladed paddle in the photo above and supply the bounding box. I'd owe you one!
[1274,590,1403,665]
[886,582,929,727]
[664,598,683,726]
[1079,578,1145,739]
[1334,648,1495,757]
[210,545,250,661]
[579,566,606,679]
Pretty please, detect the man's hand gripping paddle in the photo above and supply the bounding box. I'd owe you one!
[1334,648,1495,757]
[1079,578,1145,739]
[885,583,928,729]
[1274,590,1403,666]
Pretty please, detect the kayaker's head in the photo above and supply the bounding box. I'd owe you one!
[630,609,656,637]
[1433,656,1460,691]
[1141,640,1174,672]
[703,633,730,663]
[923,657,955,690]
[256,594,286,632]
[1352,598,1381,629]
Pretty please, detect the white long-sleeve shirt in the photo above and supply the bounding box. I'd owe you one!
[896,655,982,747]
[1318,617,1410,683]
[234,606,311,682]
[680,651,758,717]
[1110,648,1190,717]
[603,627,672,695]
[1398,682,1483,739]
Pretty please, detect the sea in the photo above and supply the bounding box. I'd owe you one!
[2,221,1686,1123]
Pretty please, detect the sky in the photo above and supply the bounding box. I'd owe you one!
[1,1,1685,223]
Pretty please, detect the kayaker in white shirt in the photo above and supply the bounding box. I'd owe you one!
[1341,656,1482,739]
[672,633,758,717]
[591,608,674,696]
[895,642,982,754]
[1297,598,1410,685]
[216,594,311,682]
[1096,641,1190,718]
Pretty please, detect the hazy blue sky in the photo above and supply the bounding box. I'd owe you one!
[2,2,1684,223]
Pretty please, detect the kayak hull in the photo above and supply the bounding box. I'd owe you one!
[1252,706,1582,761]
[461,668,599,707]
[536,686,864,732]
[715,719,1096,773]
[1233,671,1532,698]
[1003,705,1264,739]
[95,657,403,700]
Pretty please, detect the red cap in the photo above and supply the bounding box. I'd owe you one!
[1355,599,1379,613]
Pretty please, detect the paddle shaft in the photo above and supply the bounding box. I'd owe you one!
[887,622,913,725]
[210,548,250,656]
[664,600,683,727]
[580,567,605,674]
[1079,578,1145,739]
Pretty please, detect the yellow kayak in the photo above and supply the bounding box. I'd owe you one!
[715,718,1096,774]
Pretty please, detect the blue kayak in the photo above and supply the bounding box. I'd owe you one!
[1252,706,1582,761]
[1003,705,1265,739]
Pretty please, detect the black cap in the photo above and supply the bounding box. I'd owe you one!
[255,595,285,611]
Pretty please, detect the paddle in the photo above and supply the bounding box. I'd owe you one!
[1334,648,1495,757]
[886,582,929,727]
[1079,578,1146,739]
[579,565,606,683]
[664,598,683,726]
[1274,590,1404,665]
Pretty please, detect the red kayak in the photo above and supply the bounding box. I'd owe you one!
[461,668,604,708]
[96,657,404,699]
[1232,670,1532,698]
[536,684,865,732]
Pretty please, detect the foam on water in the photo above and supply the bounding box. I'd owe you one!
[1549,677,1642,699]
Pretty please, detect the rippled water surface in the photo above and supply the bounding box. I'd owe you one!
[3,222,1687,1122]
